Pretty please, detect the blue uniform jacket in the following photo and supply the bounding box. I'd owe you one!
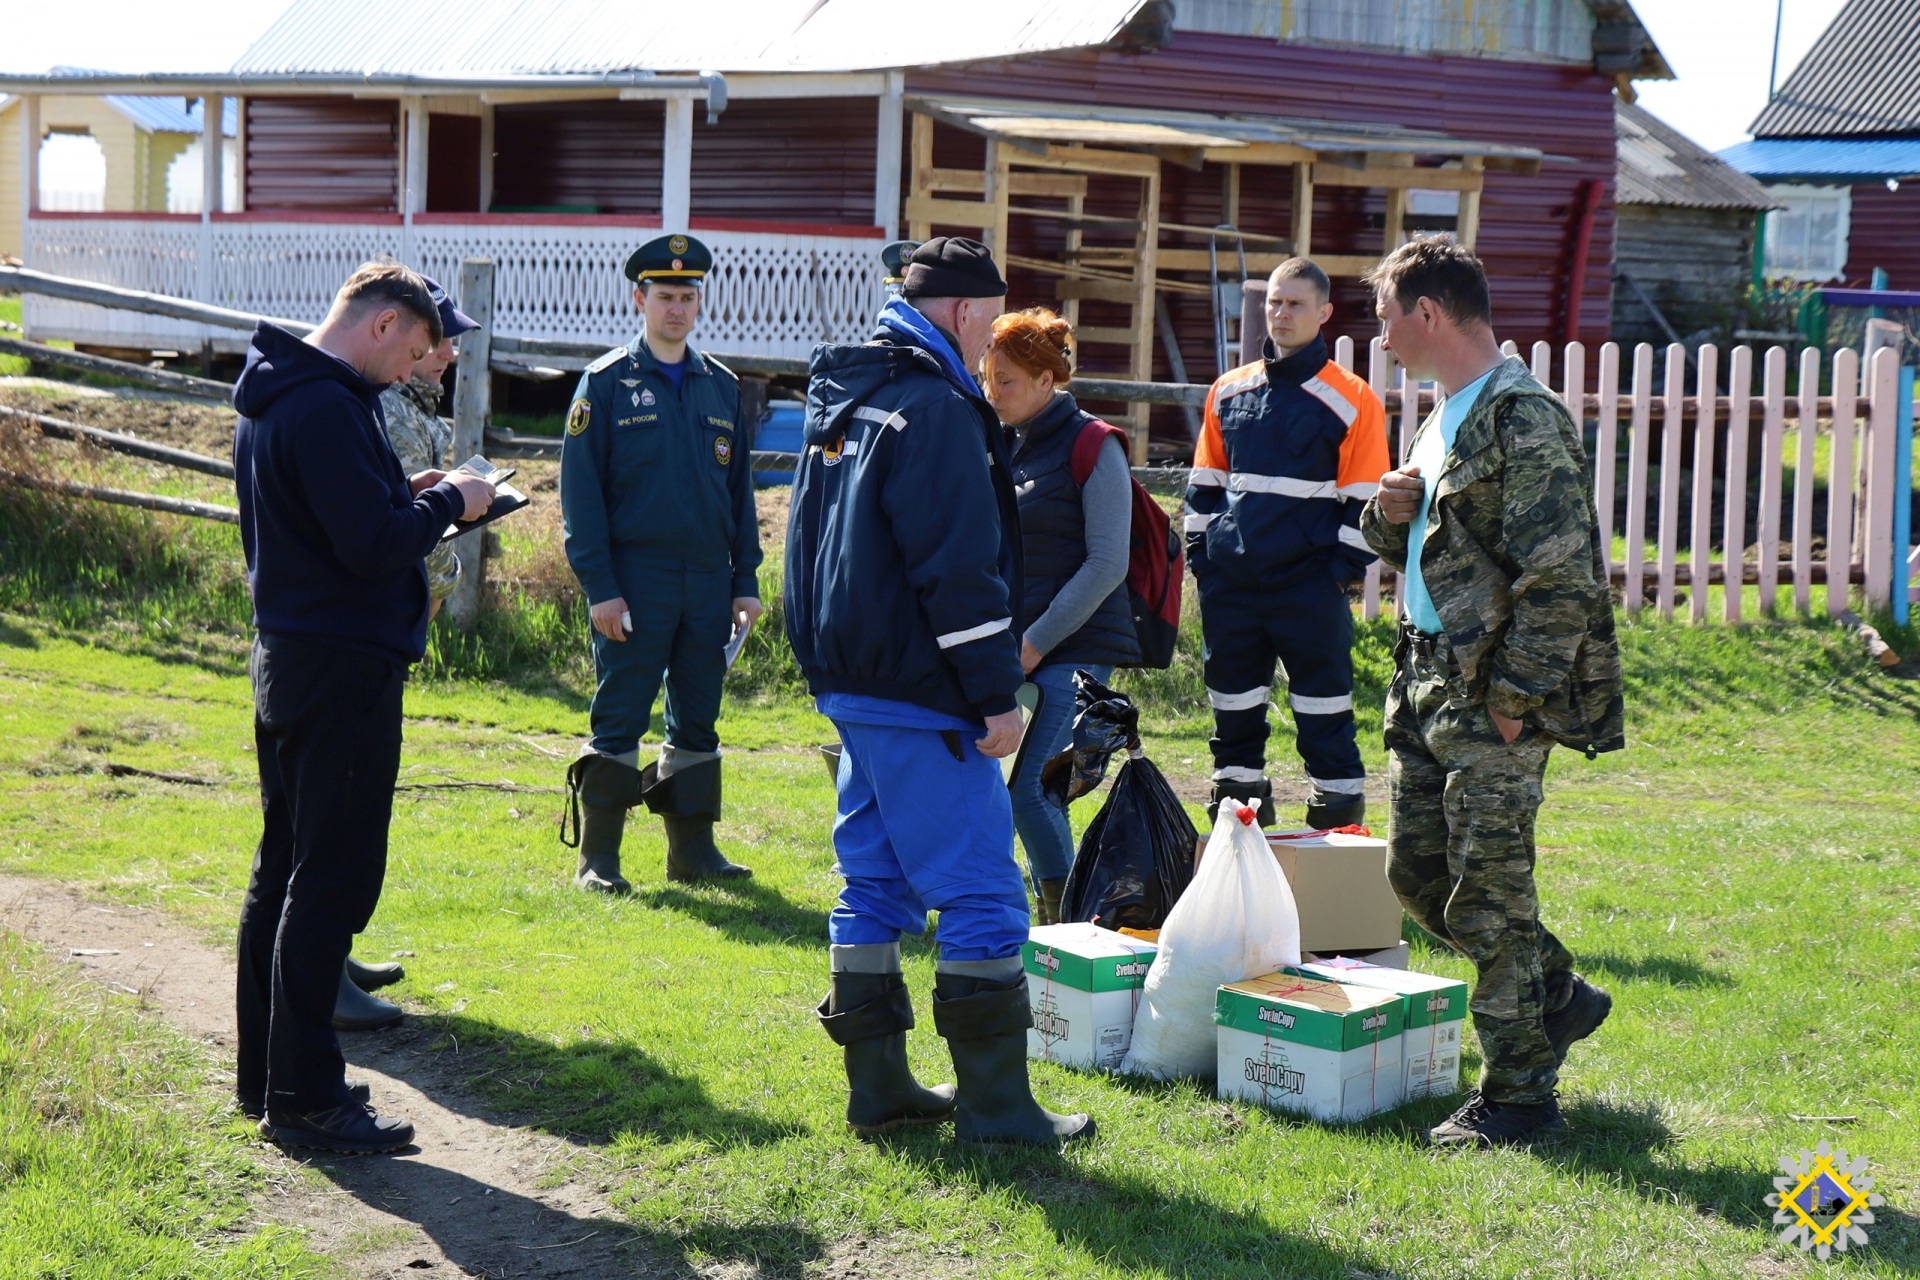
[231,321,463,666]
[560,332,763,604]
[784,316,1025,723]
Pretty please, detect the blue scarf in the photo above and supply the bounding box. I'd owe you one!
[875,297,979,396]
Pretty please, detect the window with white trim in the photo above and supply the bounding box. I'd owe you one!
[1763,184,1852,282]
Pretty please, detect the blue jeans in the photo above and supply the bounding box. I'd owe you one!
[1008,661,1113,888]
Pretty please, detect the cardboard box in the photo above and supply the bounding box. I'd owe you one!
[1023,923,1158,1071]
[1292,960,1468,1099]
[1215,972,1404,1122]
[1266,830,1404,954]
[1306,941,1410,970]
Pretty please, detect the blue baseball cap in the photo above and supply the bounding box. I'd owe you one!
[419,274,482,339]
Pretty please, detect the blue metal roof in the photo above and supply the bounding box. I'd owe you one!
[47,68,235,136]
[1718,137,1920,182]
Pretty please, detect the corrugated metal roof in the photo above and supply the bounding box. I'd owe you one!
[1719,136,1920,181]
[1616,101,1776,210]
[1749,0,1920,138]
[913,94,1549,163]
[232,0,1156,76]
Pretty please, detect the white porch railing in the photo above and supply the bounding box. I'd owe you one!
[22,214,887,358]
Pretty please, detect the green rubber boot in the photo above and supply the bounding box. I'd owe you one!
[932,972,1095,1146]
[563,754,642,894]
[817,972,956,1134]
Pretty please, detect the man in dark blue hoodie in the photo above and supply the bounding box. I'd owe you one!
[232,261,494,1155]
[787,237,1092,1147]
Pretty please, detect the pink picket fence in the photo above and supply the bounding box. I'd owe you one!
[1325,336,1914,624]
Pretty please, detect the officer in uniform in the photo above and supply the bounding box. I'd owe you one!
[560,234,763,893]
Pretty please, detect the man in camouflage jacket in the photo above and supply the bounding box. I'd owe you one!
[379,375,460,610]
[1359,236,1624,1149]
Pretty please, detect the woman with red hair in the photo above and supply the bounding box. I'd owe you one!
[981,308,1138,923]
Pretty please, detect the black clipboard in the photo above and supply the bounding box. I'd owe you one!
[437,455,530,542]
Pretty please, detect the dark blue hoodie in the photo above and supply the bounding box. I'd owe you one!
[232,322,464,666]
[784,304,1024,723]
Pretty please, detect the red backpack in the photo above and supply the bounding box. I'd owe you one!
[1070,420,1183,669]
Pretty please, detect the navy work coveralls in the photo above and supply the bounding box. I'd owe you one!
[560,332,762,760]
[1185,335,1391,801]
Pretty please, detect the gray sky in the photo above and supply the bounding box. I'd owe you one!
[8,0,1856,156]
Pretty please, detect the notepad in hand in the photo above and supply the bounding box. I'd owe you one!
[439,455,530,542]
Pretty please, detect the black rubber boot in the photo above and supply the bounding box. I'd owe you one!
[661,815,752,882]
[564,754,641,894]
[1036,879,1066,925]
[931,972,1095,1146]
[644,757,751,882]
[333,967,404,1032]
[817,972,956,1134]
[1305,794,1366,830]
[1207,778,1275,828]
[345,954,404,991]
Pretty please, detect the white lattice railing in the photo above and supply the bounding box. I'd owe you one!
[23,215,886,358]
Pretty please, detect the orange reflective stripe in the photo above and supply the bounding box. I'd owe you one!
[1334,368,1392,499]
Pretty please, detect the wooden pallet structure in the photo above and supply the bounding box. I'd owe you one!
[904,96,1545,460]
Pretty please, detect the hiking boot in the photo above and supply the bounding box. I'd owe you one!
[564,754,641,894]
[932,972,1094,1146]
[345,954,404,991]
[1426,1090,1565,1148]
[239,1081,369,1123]
[1545,974,1612,1066]
[260,1102,415,1155]
[1207,778,1274,829]
[1036,879,1066,925]
[333,968,404,1032]
[1305,794,1366,830]
[817,972,956,1134]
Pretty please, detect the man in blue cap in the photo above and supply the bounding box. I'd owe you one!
[787,236,1093,1146]
[560,233,763,893]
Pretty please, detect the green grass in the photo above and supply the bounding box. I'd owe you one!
[0,930,325,1278]
[1,606,1917,1278]
[0,295,24,375]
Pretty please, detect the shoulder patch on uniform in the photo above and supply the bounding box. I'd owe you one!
[713,434,732,466]
[586,346,627,374]
[1215,363,1269,402]
[566,399,592,435]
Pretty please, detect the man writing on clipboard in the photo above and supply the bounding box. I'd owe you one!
[560,234,764,893]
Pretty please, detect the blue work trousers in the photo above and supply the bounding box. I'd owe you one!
[1007,661,1112,886]
[589,555,732,758]
[826,718,1031,963]
[1200,570,1364,797]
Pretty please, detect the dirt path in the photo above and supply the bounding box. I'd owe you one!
[0,873,698,1280]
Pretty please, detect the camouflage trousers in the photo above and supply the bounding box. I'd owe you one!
[1383,627,1576,1104]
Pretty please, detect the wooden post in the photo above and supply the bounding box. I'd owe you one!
[445,258,495,632]
[1457,157,1484,248]
[1828,347,1858,617]
[233,97,247,212]
[1722,345,1752,623]
[661,95,693,231]
[1595,341,1619,579]
[19,95,39,267]
[907,113,933,241]
[477,104,495,213]
[874,71,903,238]
[1223,162,1242,229]
[1623,344,1652,612]
[1128,163,1161,464]
[402,95,427,261]
[983,140,1011,260]
[198,95,222,328]
[1689,344,1717,623]
[1757,345,1787,615]
[1656,342,1685,619]
[1383,187,1407,254]
[1792,345,1821,613]
[1863,346,1899,610]
[1291,163,1314,258]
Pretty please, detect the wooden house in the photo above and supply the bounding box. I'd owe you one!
[3,0,1671,453]
[1612,101,1777,350]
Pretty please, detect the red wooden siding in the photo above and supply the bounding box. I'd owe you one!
[491,101,664,214]
[427,113,482,213]
[1842,182,1920,289]
[910,31,1619,382]
[692,97,878,226]
[245,97,399,211]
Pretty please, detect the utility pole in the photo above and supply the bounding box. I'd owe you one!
[1768,0,1786,100]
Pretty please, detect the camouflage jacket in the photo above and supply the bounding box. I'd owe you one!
[1360,356,1624,756]
[379,378,461,602]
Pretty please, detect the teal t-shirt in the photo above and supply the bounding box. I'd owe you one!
[1403,367,1496,634]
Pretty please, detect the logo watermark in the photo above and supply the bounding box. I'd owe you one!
[1766,1140,1882,1260]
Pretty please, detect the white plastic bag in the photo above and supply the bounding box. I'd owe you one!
[1119,800,1301,1080]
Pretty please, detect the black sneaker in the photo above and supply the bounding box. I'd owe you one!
[1545,975,1612,1066]
[260,1102,415,1155]
[238,1080,370,1122]
[1426,1090,1564,1148]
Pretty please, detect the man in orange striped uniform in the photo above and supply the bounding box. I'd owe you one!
[1185,257,1391,829]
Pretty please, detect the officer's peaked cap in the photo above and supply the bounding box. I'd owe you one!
[901,236,1006,300]
[624,233,712,284]
[880,239,920,283]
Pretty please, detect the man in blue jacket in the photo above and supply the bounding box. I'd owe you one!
[233,261,494,1155]
[786,237,1092,1146]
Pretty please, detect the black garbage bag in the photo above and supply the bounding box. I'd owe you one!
[1047,673,1198,930]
